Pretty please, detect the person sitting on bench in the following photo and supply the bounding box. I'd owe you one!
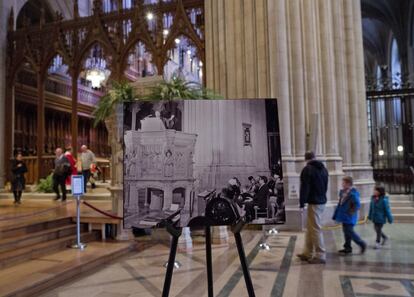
[253,176,270,218]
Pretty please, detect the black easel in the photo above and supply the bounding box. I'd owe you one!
[162,221,182,297]
[205,225,214,297]
[231,220,256,297]
[161,219,256,297]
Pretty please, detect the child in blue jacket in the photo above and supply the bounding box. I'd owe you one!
[368,186,393,249]
[333,176,367,254]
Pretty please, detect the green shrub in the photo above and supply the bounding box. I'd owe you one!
[36,174,54,193]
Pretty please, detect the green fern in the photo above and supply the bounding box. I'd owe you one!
[93,81,135,126]
[142,76,222,100]
[36,174,54,193]
[93,77,221,126]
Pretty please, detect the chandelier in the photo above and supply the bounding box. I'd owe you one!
[85,45,109,88]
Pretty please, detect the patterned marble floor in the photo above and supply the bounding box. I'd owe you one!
[38,223,414,297]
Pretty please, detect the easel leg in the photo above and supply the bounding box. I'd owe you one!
[232,222,256,297]
[162,225,182,297]
[205,226,214,297]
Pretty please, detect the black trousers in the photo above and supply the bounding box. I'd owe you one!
[342,224,365,251]
[82,170,91,192]
[53,174,66,200]
[13,191,22,202]
[374,223,387,243]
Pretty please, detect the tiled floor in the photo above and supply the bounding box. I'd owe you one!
[36,223,414,297]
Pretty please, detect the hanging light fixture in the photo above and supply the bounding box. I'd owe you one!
[378,149,385,156]
[146,12,154,20]
[86,69,106,88]
[397,145,404,152]
[85,45,108,88]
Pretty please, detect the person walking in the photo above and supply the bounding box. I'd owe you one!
[53,148,70,201]
[64,147,77,185]
[333,176,367,255]
[368,186,393,249]
[297,151,329,264]
[11,153,27,204]
[80,145,97,193]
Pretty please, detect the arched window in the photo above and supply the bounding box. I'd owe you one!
[391,38,401,84]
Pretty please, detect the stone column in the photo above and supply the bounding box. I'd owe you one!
[332,0,352,166]
[131,105,137,131]
[287,0,306,157]
[343,0,362,165]
[317,0,344,206]
[267,0,292,157]
[71,72,78,157]
[267,0,301,229]
[36,72,45,180]
[0,3,8,187]
[342,0,375,203]
[353,0,371,167]
[163,184,173,210]
[301,0,322,156]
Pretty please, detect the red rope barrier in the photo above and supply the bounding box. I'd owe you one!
[82,200,123,220]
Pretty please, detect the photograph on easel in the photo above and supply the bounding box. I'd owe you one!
[123,99,285,228]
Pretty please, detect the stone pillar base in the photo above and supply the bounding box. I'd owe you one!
[343,164,375,200]
[116,228,133,241]
[178,227,193,249]
[109,186,130,241]
[211,226,229,244]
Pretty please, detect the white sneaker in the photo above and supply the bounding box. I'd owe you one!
[374,243,381,250]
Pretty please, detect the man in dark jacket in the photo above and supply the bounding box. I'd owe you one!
[254,176,270,210]
[53,148,70,201]
[297,151,329,264]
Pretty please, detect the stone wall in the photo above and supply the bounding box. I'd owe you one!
[205,0,375,229]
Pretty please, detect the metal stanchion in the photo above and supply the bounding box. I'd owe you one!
[258,225,270,250]
[71,195,87,250]
[70,175,87,250]
[268,228,279,235]
[163,261,182,269]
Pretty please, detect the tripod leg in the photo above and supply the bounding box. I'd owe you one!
[162,234,180,297]
[234,232,256,297]
[205,226,214,297]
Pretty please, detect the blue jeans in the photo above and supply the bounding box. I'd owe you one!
[342,223,365,251]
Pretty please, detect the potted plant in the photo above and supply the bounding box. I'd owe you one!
[142,76,221,100]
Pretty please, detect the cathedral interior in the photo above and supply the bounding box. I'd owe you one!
[0,1,413,297]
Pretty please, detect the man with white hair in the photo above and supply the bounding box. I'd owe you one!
[80,145,97,193]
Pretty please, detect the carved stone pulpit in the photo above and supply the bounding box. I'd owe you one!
[124,128,197,225]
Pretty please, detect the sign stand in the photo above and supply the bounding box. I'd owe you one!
[161,219,256,297]
[70,175,87,250]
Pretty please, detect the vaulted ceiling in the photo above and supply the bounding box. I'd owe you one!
[15,0,91,28]
[361,0,414,75]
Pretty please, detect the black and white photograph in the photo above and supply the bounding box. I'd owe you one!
[123,99,285,228]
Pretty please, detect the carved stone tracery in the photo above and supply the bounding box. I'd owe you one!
[7,0,205,83]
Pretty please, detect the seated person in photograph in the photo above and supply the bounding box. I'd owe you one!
[227,178,242,202]
[246,176,259,197]
[254,176,270,212]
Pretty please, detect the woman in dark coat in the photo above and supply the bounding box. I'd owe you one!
[11,153,27,204]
